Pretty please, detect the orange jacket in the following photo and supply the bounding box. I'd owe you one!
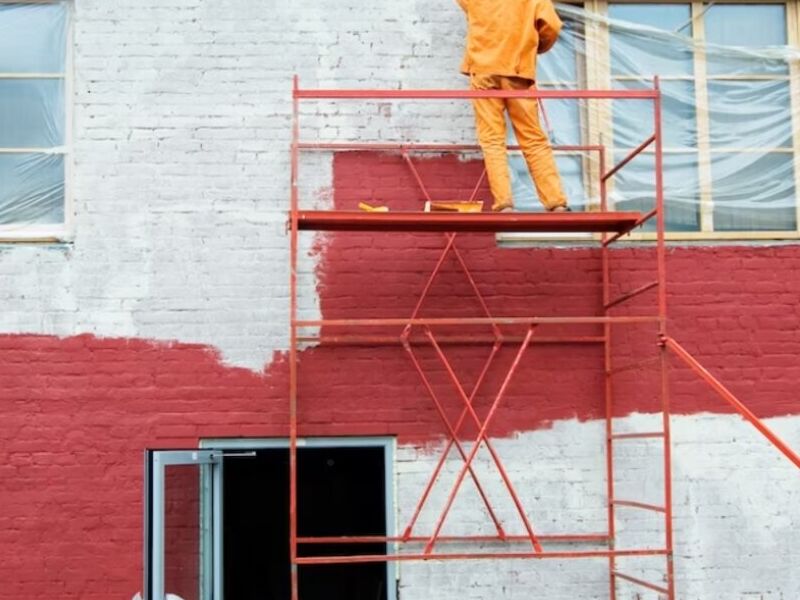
[458,0,563,80]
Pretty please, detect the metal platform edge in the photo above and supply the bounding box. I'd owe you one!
[294,210,644,233]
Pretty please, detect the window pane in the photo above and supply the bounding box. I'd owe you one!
[0,154,65,225]
[0,3,68,73]
[164,465,201,600]
[609,4,694,76]
[705,4,788,75]
[705,4,787,47]
[0,80,65,147]
[712,152,796,231]
[612,152,700,231]
[708,80,792,149]
[613,80,696,149]
[512,154,588,211]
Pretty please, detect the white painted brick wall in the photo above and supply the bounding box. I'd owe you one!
[396,414,800,599]
[0,0,472,369]
[1,2,798,598]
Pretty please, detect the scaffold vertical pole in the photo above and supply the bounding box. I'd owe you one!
[600,144,618,600]
[289,74,300,600]
[655,76,677,600]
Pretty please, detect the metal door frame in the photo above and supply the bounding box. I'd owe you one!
[144,450,224,600]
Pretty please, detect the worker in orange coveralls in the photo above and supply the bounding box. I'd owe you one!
[457,0,571,213]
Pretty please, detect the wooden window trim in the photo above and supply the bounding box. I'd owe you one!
[0,0,72,243]
[501,0,800,244]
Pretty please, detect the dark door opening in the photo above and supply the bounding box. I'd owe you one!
[223,445,389,600]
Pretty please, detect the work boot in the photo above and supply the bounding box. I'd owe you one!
[548,205,572,213]
[492,201,514,212]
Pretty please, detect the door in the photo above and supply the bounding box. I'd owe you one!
[144,450,224,600]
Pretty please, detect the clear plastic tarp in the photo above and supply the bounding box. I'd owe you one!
[1,2,799,233]
[510,3,800,232]
[0,2,68,228]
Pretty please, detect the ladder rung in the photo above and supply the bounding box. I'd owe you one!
[604,280,659,310]
[611,500,666,513]
[612,571,670,594]
[611,432,665,440]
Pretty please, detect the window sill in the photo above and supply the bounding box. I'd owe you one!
[0,224,73,244]
[497,230,800,246]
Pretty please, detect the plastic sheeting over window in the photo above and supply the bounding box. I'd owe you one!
[0,2,68,229]
[512,3,800,234]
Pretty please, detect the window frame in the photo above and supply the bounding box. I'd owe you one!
[0,0,73,243]
[505,0,800,243]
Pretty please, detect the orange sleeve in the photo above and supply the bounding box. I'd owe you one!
[456,0,468,12]
[535,0,563,54]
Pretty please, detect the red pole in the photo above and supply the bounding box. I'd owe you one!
[654,76,677,600]
[426,331,541,550]
[403,341,507,537]
[424,328,539,554]
[601,134,656,183]
[294,88,659,100]
[665,337,800,470]
[468,168,487,203]
[600,145,618,600]
[294,547,670,565]
[400,343,499,539]
[399,154,502,341]
[403,151,433,204]
[289,74,301,600]
[401,341,504,539]
[402,234,457,340]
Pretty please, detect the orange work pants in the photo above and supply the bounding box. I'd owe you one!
[470,74,567,211]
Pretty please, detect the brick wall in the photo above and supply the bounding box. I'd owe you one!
[0,1,799,599]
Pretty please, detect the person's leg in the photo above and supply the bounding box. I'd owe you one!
[470,74,514,211]
[504,77,569,211]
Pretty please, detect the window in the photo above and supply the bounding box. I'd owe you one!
[0,2,69,241]
[509,1,800,240]
[704,3,796,231]
[609,3,700,232]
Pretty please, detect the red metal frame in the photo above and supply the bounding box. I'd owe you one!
[287,75,800,600]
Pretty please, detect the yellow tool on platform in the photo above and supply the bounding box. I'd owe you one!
[358,202,390,212]
[424,200,484,213]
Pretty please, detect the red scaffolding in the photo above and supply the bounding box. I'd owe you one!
[287,76,800,600]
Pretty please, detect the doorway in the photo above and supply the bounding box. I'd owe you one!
[209,438,395,600]
[146,439,395,600]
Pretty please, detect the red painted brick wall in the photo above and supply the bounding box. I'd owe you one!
[1,153,799,598]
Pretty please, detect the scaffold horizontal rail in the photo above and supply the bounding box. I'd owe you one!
[295,210,644,233]
[297,142,604,153]
[296,533,609,545]
[294,316,660,328]
[294,88,660,100]
[293,548,670,565]
[297,334,606,345]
